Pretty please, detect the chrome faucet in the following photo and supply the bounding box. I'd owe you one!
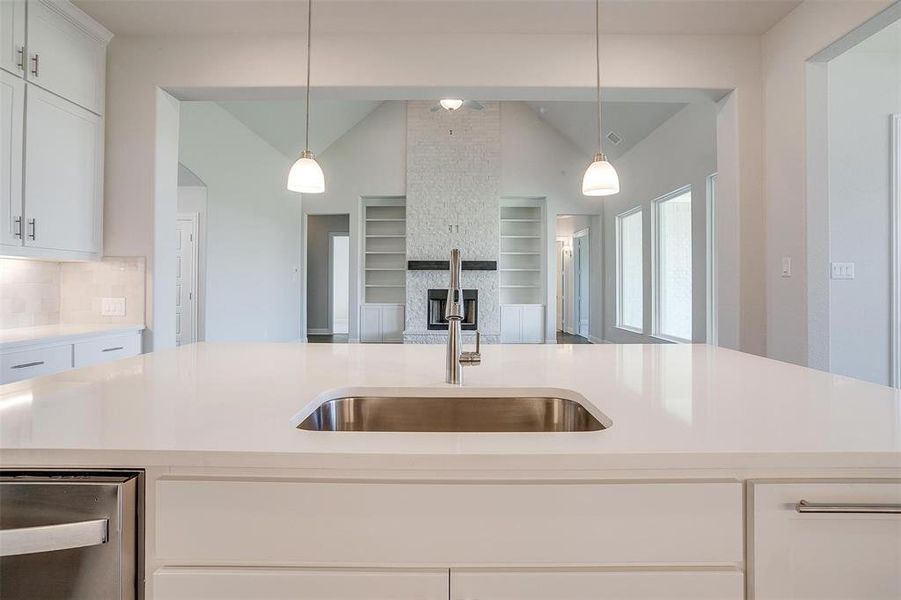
[445,249,481,385]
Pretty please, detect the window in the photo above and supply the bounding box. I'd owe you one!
[616,208,643,332]
[653,186,693,342]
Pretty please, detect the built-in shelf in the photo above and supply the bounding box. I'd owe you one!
[501,284,540,289]
[500,268,541,272]
[500,203,543,305]
[363,199,406,304]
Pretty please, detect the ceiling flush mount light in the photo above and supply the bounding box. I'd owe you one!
[439,98,465,111]
[582,0,619,197]
[287,0,325,194]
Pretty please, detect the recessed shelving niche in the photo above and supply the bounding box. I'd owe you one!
[499,204,543,305]
[363,201,406,304]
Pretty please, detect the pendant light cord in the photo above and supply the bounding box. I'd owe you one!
[595,0,602,155]
[304,0,312,153]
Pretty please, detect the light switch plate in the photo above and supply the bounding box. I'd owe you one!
[101,297,127,317]
[830,262,855,280]
[781,256,792,278]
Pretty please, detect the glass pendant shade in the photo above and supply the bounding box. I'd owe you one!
[582,153,620,196]
[440,98,464,111]
[287,150,325,193]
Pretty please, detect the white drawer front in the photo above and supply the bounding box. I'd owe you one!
[73,333,141,368]
[0,344,72,383]
[157,480,742,566]
[451,569,744,600]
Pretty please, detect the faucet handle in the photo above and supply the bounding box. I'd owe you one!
[473,330,480,355]
[461,330,481,367]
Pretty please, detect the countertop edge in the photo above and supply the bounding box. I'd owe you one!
[0,324,145,351]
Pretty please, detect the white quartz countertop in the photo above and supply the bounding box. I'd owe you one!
[0,323,145,351]
[1,343,899,472]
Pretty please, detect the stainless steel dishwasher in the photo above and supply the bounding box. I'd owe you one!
[0,471,142,599]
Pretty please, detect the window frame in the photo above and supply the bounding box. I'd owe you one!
[615,206,644,334]
[651,184,693,344]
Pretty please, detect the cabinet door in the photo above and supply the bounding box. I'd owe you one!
[24,85,102,255]
[499,305,522,343]
[0,70,24,247]
[751,481,901,599]
[521,304,545,344]
[360,305,382,342]
[26,0,107,114]
[154,568,449,600]
[380,305,404,342]
[0,0,25,77]
[451,570,743,600]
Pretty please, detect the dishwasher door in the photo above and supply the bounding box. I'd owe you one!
[0,471,140,600]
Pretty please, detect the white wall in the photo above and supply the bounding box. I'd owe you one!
[761,0,891,366]
[601,102,718,344]
[306,214,350,333]
[826,20,901,385]
[178,102,302,342]
[102,30,761,352]
[303,101,407,341]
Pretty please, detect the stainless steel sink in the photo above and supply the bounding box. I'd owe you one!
[293,388,611,432]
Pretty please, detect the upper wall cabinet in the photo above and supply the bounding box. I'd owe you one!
[0,1,26,77]
[26,0,111,115]
[0,72,25,249]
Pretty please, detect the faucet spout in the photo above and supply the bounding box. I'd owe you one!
[445,249,481,385]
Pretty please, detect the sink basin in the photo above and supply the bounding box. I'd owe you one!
[292,387,611,432]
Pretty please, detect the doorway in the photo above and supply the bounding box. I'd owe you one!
[175,213,199,346]
[574,229,590,338]
[555,215,593,344]
[306,214,351,343]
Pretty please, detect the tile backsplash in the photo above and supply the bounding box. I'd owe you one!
[0,257,145,329]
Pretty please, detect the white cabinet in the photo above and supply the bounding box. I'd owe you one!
[451,570,743,600]
[750,481,901,599]
[153,568,449,600]
[24,85,103,255]
[0,70,24,248]
[360,304,404,343]
[26,0,110,115]
[500,304,544,343]
[0,0,26,77]
[73,333,142,368]
[0,343,72,383]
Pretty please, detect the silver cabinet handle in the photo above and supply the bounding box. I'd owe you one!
[101,346,124,353]
[27,218,35,240]
[30,53,39,77]
[15,46,24,71]
[0,519,109,557]
[10,361,44,369]
[13,216,22,239]
[797,500,901,514]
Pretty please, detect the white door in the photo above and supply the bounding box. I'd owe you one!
[360,305,382,343]
[329,233,350,335]
[24,85,102,254]
[555,240,564,331]
[27,0,107,114]
[500,305,522,343]
[751,481,901,599]
[0,70,24,248]
[0,0,25,77]
[451,570,742,599]
[176,215,198,346]
[521,305,544,344]
[575,232,590,337]
[154,568,449,600]
[380,305,404,342]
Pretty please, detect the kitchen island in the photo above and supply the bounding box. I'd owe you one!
[1,342,899,599]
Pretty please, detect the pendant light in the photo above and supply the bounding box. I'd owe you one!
[287,0,325,193]
[582,0,619,197]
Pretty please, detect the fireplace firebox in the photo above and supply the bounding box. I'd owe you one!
[427,289,478,331]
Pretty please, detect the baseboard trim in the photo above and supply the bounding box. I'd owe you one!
[307,329,331,335]
[587,335,608,344]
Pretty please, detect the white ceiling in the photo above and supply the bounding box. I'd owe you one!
[218,99,382,158]
[74,0,802,36]
[527,100,687,162]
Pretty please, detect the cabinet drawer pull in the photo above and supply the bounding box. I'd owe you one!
[0,519,108,557]
[101,346,124,353]
[13,216,22,239]
[797,499,901,514]
[30,53,39,77]
[16,46,25,71]
[11,361,44,370]
[27,218,35,240]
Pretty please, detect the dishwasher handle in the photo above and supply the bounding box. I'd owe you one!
[0,518,109,557]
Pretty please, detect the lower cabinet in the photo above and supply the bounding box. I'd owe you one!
[360,304,404,343]
[450,570,743,600]
[153,568,448,600]
[500,304,544,343]
[750,481,901,599]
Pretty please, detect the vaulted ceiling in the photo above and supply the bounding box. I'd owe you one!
[75,0,802,37]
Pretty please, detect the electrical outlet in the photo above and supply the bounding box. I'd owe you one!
[830,262,855,280]
[101,297,126,317]
[781,256,792,278]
